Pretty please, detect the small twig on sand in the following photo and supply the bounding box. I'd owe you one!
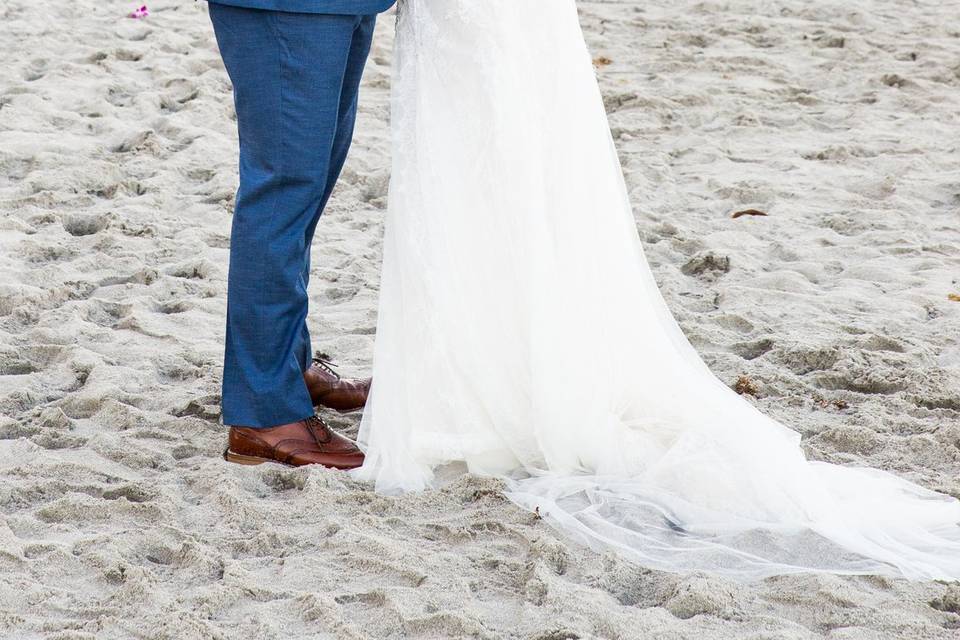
[731,209,768,219]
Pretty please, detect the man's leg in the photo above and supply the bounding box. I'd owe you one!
[297,14,377,366]
[210,4,370,427]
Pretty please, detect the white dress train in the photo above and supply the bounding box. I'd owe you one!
[352,0,960,581]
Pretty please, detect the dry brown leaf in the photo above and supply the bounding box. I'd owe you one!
[948,293,960,302]
[734,375,758,396]
[593,56,613,67]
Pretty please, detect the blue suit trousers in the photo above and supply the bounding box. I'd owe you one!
[208,0,395,15]
[209,3,377,427]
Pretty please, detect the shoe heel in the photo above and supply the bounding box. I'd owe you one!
[223,449,270,466]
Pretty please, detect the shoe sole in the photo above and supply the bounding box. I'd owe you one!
[222,448,362,470]
[223,448,286,466]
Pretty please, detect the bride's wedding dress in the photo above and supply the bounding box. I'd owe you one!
[353,0,960,580]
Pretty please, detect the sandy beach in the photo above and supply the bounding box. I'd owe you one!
[1,0,959,638]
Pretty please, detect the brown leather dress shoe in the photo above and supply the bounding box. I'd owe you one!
[224,415,365,469]
[303,357,371,413]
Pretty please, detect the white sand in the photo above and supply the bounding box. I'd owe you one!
[1,0,959,637]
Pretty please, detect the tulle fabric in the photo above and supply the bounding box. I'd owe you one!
[352,0,960,581]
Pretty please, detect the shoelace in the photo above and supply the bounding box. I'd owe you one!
[303,415,332,444]
[311,357,341,380]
